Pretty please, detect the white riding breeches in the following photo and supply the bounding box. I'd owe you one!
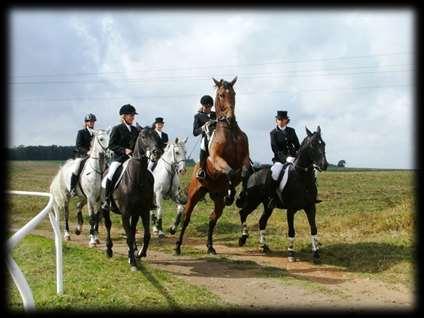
[101,161,121,188]
[286,156,295,163]
[73,158,83,175]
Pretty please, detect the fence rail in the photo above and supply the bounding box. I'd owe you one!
[6,190,63,312]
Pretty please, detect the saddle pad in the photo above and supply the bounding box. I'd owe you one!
[113,159,130,190]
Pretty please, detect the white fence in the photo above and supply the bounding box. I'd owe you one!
[6,190,63,312]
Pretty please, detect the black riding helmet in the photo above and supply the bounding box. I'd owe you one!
[119,104,138,115]
[200,95,214,107]
[84,113,97,122]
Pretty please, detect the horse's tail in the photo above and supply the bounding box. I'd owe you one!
[49,161,71,212]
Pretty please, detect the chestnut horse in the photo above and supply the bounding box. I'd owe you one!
[175,77,250,255]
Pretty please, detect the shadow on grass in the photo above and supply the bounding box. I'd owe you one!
[316,241,414,274]
[138,263,181,311]
[194,220,241,235]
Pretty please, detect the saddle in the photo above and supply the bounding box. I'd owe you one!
[103,159,131,213]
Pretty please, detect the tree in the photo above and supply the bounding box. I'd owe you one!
[337,160,346,168]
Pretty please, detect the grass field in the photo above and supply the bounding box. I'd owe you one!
[6,160,416,311]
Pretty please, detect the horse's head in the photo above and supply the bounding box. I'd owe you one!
[167,137,188,175]
[299,126,328,171]
[134,126,162,161]
[213,76,237,121]
[91,129,109,159]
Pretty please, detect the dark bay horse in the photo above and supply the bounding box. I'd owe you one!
[237,126,328,263]
[174,77,251,255]
[102,127,161,271]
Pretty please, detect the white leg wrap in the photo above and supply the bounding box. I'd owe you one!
[259,230,266,245]
[242,223,249,236]
[288,236,295,251]
[311,235,319,251]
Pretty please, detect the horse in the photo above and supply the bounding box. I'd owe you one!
[49,129,109,247]
[174,77,251,255]
[237,126,328,263]
[150,137,188,238]
[102,126,161,271]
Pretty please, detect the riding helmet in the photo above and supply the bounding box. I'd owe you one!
[119,104,138,115]
[200,95,214,107]
[84,113,97,122]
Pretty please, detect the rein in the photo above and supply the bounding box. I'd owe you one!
[87,135,108,175]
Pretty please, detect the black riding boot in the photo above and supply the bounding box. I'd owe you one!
[268,178,283,209]
[101,178,113,211]
[197,149,207,180]
[69,173,79,197]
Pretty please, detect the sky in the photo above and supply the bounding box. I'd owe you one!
[9,9,414,169]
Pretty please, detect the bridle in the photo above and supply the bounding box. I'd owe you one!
[160,144,186,176]
[87,133,109,175]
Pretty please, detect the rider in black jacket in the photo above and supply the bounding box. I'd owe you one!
[148,117,169,171]
[70,113,96,197]
[193,95,216,179]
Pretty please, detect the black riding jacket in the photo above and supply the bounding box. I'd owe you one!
[108,123,139,163]
[270,126,300,163]
[193,111,217,137]
[75,128,93,158]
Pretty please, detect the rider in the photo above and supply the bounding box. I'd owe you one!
[69,113,96,197]
[102,104,139,209]
[270,110,321,204]
[148,117,169,171]
[193,95,216,180]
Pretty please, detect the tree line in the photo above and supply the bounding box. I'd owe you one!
[8,145,75,161]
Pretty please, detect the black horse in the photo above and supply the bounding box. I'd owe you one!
[237,126,328,263]
[102,127,161,271]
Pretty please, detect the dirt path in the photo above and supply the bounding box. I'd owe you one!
[29,227,414,310]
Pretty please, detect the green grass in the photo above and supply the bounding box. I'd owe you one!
[7,234,227,312]
[6,161,416,308]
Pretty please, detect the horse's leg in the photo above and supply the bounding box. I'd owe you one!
[207,196,225,255]
[63,200,71,241]
[155,192,165,238]
[169,203,184,235]
[137,211,151,258]
[122,214,137,270]
[208,155,236,205]
[87,199,98,247]
[130,215,139,257]
[75,198,86,236]
[238,193,261,247]
[103,207,113,257]
[175,181,205,255]
[304,204,320,263]
[287,208,297,262]
[258,202,274,254]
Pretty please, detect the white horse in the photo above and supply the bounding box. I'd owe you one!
[50,129,109,247]
[151,137,188,238]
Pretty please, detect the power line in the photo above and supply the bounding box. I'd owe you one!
[11,51,411,79]
[9,65,412,85]
[12,83,412,102]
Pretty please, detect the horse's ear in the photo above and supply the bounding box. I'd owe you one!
[305,126,313,137]
[230,76,237,86]
[183,137,188,144]
[317,125,321,135]
[175,137,179,144]
[212,78,221,87]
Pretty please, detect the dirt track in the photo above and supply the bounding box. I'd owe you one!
[30,226,414,311]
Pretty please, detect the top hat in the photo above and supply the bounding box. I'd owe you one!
[275,110,289,119]
[154,117,165,124]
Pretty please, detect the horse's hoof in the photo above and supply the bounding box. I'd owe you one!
[64,234,71,241]
[238,235,248,247]
[260,244,271,254]
[207,247,217,255]
[288,256,295,262]
[106,249,113,258]
[158,232,165,239]
[130,266,138,272]
[95,238,100,244]
[89,242,96,248]
[75,229,81,236]
[174,246,181,256]
[169,226,176,235]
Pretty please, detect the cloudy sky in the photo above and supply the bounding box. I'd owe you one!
[9,9,414,169]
